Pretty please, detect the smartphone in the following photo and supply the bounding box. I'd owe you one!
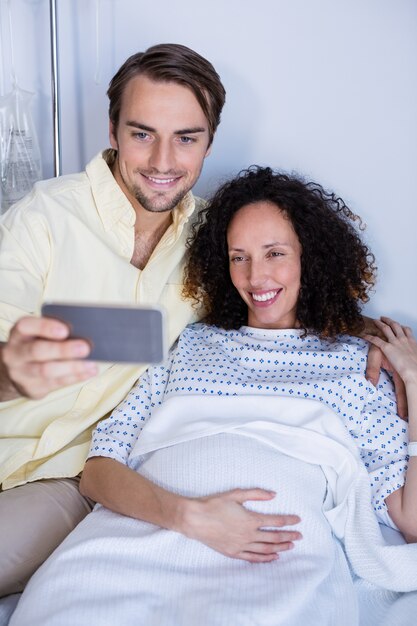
[41,302,167,364]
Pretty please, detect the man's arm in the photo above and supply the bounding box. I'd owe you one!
[365,318,417,540]
[0,343,21,401]
[0,316,97,401]
[80,456,302,563]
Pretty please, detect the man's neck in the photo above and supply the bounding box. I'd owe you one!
[108,151,175,269]
[131,212,173,270]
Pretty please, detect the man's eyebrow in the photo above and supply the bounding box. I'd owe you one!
[125,122,207,135]
[174,127,206,135]
[126,121,156,132]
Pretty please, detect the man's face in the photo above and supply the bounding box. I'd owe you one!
[110,75,212,214]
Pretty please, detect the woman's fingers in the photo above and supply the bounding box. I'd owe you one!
[239,541,297,562]
[227,487,276,504]
[239,552,279,563]
[255,529,302,544]
[182,489,303,562]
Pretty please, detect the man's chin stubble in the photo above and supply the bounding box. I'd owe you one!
[133,187,189,214]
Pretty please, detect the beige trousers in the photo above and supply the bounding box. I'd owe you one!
[0,476,94,597]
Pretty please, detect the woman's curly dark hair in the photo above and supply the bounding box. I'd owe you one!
[183,166,376,337]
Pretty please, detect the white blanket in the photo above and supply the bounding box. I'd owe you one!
[9,396,417,626]
[130,394,417,591]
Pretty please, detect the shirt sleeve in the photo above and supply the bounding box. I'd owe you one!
[358,369,408,528]
[0,198,50,338]
[88,352,174,465]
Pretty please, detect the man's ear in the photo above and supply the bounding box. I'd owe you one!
[109,120,118,150]
[205,143,212,158]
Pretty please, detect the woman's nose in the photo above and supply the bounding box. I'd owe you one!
[248,260,268,287]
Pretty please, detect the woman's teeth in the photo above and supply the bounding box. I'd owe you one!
[252,290,279,302]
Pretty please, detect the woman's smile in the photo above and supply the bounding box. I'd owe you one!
[250,289,282,306]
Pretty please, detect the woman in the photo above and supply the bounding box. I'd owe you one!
[10,167,417,626]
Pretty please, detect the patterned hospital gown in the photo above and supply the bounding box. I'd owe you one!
[90,323,408,528]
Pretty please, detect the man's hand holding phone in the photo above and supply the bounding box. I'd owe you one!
[1,303,166,401]
[1,315,97,401]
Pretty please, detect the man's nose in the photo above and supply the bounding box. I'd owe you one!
[148,140,175,173]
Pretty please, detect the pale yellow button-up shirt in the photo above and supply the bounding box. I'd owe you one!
[0,151,201,489]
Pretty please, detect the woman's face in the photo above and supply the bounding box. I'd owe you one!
[227,201,302,329]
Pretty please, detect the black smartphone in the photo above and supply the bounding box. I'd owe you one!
[41,302,167,364]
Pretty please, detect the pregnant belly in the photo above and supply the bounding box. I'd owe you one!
[134,432,332,547]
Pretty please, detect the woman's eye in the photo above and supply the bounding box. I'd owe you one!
[270,251,284,258]
[230,256,245,263]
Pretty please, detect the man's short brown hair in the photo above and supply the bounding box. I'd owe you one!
[107,43,226,145]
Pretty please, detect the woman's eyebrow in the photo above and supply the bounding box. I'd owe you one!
[228,242,291,252]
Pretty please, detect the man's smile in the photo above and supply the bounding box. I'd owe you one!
[140,173,183,191]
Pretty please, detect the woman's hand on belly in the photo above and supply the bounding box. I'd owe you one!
[177,488,302,563]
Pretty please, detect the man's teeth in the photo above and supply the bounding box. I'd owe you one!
[148,176,176,185]
[252,290,279,302]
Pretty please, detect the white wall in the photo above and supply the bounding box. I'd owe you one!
[1,0,416,330]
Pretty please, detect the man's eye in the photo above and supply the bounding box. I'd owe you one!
[179,136,195,144]
[134,132,150,140]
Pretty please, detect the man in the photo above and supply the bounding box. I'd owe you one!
[0,43,225,596]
